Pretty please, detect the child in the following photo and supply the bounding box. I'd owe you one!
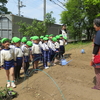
[22,41,33,75]
[31,36,42,72]
[42,37,49,69]
[21,37,27,51]
[55,36,60,61]
[59,34,65,58]
[21,37,27,69]
[39,36,44,62]
[50,37,59,65]
[47,34,54,63]
[1,38,16,88]
[12,37,23,80]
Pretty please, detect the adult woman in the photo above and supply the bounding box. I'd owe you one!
[92,17,100,90]
[59,24,67,38]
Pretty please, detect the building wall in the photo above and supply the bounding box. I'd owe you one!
[0,15,12,39]
[0,14,61,39]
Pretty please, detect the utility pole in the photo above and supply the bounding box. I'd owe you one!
[18,0,20,16]
[18,0,26,16]
[44,0,46,21]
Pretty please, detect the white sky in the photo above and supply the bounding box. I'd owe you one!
[6,0,66,24]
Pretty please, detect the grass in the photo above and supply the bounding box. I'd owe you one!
[65,41,92,51]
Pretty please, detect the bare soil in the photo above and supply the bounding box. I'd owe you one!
[0,43,99,100]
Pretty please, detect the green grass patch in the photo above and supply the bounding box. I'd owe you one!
[65,41,92,51]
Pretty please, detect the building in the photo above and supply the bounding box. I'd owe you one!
[0,14,61,39]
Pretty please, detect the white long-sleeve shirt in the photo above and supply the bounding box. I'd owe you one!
[9,45,15,49]
[42,43,49,51]
[21,44,26,51]
[39,41,43,48]
[14,47,23,61]
[59,39,65,46]
[23,46,30,56]
[55,42,60,49]
[1,48,14,66]
[47,40,56,51]
[31,43,41,54]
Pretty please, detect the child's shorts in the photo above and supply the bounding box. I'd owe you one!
[33,54,42,62]
[4,59,14,70]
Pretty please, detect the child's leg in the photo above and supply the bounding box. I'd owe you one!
[14,66,18,79]
[10,67,16,88]
[9,67,14,81]
[5,70,10,81]
[43,57,47,67]
[17,65,22,78]
[33,61,39,70]
[24,62,29,74]
[5,70,11,87]
[26,62,29,72]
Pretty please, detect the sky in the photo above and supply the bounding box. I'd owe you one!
[6,0,66,24]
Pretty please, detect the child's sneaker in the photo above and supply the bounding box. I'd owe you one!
[45,66,49,69]
[7,82,11,88]
[11,82,16,88]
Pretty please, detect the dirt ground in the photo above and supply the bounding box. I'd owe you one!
[0,43,100,100]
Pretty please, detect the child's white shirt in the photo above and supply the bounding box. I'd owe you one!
[21,44,26,51]
[39,41,43,48]
[1,48,14,66]
[23,46,30,56]
[55,42,60,49]
[14,47,23,61]
[42,43,49,51]
[9,45,15,49]
[59,39,65,46]
[32,43,41,54]
[47,40,52,48]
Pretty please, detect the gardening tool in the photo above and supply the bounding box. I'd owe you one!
[60,58,73,65]
[81,49,85,54]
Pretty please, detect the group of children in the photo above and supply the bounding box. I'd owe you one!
[0,34,67,88]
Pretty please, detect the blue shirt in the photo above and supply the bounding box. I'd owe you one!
[94,30,100,45]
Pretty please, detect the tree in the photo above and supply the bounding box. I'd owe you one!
[0,0,10,14]
[44,11,56,27]
[17,19,47,36]
[60,0,100,40]
[60,0,85,40]
[83,0,100,40]
[17,12,56,36]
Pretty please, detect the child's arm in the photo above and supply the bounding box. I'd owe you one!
[1,51,5,67]
[14,48,18,63]
[31,45,35,55]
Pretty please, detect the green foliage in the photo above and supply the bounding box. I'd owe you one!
[60,0,100,40]
[0,0,10,14]
[44,11,56,27]
[65,41,91,51]
[17,19,47,36]
[17,12,56,36]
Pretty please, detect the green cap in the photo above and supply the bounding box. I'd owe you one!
[40,36,44,39]
[56,35,60,39]
[59,34,63,37]
[22,37,27,39]
[45,35,49,37]
[13,37,20,43]
[43,37,49,41]
[30,36,33,39]
[26,41,33,46]
[32,36,39,40]
[64,37,67,40]
[49,34,54,37]
[52,37,57,42]
[21,38,27,43]
[1,38,9,43]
